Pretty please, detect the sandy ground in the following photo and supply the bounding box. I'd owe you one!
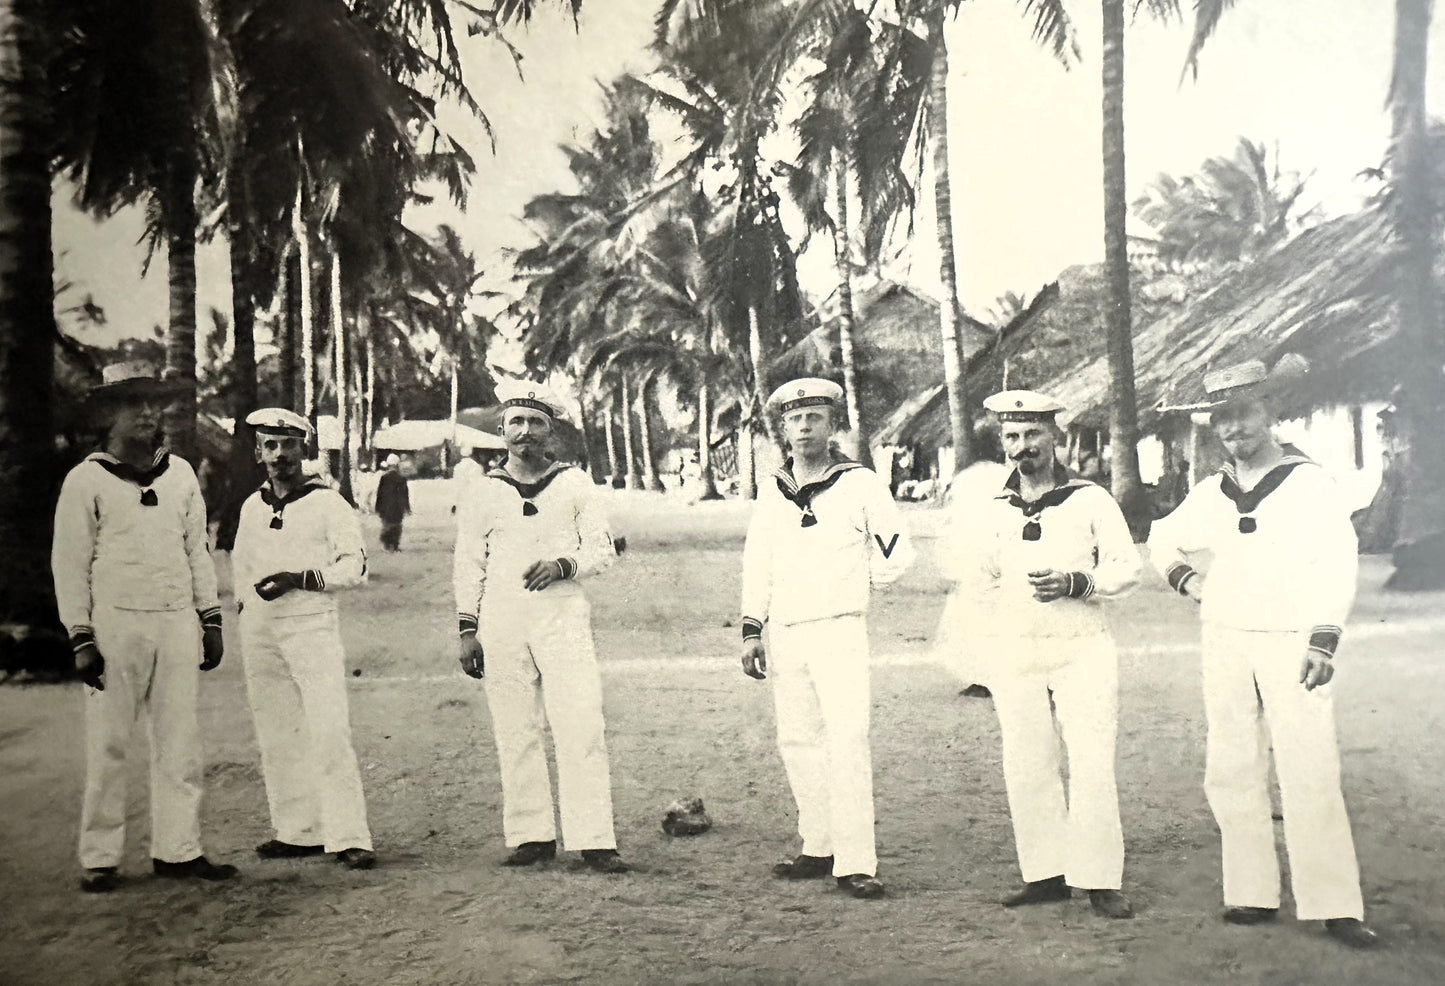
[4,479,1445,986]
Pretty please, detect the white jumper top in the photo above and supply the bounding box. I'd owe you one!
[233,481,368,618]
[52,451,219,638]
[741,458,913,631]
[453,463,615,623]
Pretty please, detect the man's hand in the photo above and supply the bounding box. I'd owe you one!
[1300,650,1335,691]
[522,560,563,592]
[1027,569,1069,603]
[459,634,485,679]
[1182,574,1205,604]
[75,643,106,690]
[254,571,304,601]
[199,626,224,671]
[742,639,767,680]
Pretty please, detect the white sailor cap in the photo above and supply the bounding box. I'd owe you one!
[495,379,566,421]
[983,389,1065,422]
[245,407,313,438]
[767,378,844,415]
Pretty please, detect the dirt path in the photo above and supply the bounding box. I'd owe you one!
[3,481,1444,985]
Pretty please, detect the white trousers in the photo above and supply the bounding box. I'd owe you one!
[989,639,1124,889]
[479,590,616,851]
[80,607,205,869]
[1202,624,1363,919]
[241,609,372,852]
[769,615,877,878]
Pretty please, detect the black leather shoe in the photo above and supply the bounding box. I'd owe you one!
[771,854,834,880]
[1001,875,1071,908]
[837,874,885,899]
[335,848,376,870]
[255,839,326,859]
[502,840,557,867]
[153,856,239,881]
[1325,918,1380,949]
[1089,889,1134,919]
[1223,906,1279,925]
[581,849,630,874]
[79,867,118,893]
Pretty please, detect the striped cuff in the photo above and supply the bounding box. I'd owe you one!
[555,557,577,580]
[741,617,764,641]
[1165,563,1199,596]
[1065,572,1095,599]
[458,613,479,637]
[301,570,325,592]
[68,626,96,654]
[197,607,223,631]
[1308,625,1343,658]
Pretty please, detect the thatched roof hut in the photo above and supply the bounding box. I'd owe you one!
[1046,209,1404,431]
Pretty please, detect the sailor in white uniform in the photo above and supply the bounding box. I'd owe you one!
[740,378,913,900]
[453,381,627,874]
[1148,358,1378,948]
[51,361,238,892]
[942,390,1139,919]
[233,408,375,870]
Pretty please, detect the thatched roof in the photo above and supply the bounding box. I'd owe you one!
[1046,209,1405,431]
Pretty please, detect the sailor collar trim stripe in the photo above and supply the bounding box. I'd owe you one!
[88,449,172,505]
[486,461,567,512]
[774,457,863,527]
[259,480,327,529]
[1217,445,1314,533]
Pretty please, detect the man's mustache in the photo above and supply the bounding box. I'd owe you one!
[1010,449,1041,461]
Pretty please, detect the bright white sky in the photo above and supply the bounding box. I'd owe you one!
[52,0,1445,351]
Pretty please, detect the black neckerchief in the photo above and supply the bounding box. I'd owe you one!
[259,480,326,529]
[90,449,170,506]
[488,460,566,516]
[775,454,863,528]
[995,462,1091,540]
[1218,445,1313,533]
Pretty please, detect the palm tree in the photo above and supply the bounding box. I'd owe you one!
[50,0,235,463]
[1133,138,1315,268]
[0,0,63,643]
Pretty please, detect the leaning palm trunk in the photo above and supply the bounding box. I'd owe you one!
[330,251,352,503]
[578,391,605,483]
[928,14,970,475]
[1101,0,1148,537]
[0,0,63,642]
[833,150,870,466]
[163,153,200,464]
[293,178,317,451]
[1387,0,1445,587]
[738,393,758,500]
[696,379,721,500]
[620,376,642,489]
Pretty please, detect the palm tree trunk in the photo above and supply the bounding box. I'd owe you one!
[621,376,642,489]
[697,378,721,500]
[280,243,299,410]
[833,149,870,466]
[578,391,605,484]
[1387,0,1445,587]
[928,13,970,477]
[604,398,622,487]
[163,153,200,464]
[0,0,63,639]
[637,374,665,491]
[364,327,375,465]
[743,306,766,500]
[330,251,352,503]
[293,179,317,452]
[1101,0,1148,537]
[226,176,260,506]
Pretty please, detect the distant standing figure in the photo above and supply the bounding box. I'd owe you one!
[233,408,376,871]
[51,361,239,893]
[375,454,410,552]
